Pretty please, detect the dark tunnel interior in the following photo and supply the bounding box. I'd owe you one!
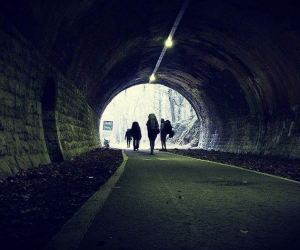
[1,0,300,178]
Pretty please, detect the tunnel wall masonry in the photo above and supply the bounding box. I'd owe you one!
[0,15,100,179]
[56,93,101,161]
[0,23,49,178]
[201,107,300,158]
[194,58,300,159]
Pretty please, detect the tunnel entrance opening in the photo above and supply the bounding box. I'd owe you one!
[41,78,64,162]
[99,84,199,149]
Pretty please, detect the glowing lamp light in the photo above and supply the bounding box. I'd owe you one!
[165,38,173,48]
[150,74,156,82]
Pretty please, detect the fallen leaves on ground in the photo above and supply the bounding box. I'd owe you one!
[169,148,300,182]
[0,148,123,250]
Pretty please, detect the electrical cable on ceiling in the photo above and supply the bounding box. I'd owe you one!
[131,0,191,121]
[149,0,191,83]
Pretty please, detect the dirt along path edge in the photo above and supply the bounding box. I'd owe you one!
[43,150,128,250]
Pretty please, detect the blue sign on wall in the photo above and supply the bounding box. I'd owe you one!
[103,121,113,130]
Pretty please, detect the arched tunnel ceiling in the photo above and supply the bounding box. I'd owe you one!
[2,0,300,120]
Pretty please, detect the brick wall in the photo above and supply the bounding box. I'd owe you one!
[0,14,100,179]
[197,108,300,158]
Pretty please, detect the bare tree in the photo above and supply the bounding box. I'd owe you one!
[158,85,162,119]
[168,89,176,123]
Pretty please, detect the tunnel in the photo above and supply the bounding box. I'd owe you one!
[0,0,300,179]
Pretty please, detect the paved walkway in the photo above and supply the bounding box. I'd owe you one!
[45,149,300,250]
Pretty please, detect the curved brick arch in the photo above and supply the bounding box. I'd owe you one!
[0,0,300,178]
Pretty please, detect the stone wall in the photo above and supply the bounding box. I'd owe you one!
[0,14,100,179]
[193,64,300,159]
[198,106,300,158]
[56,83,100,160]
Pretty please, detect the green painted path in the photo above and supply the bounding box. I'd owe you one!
[46,150,300,250]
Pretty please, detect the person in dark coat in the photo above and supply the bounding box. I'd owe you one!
[146,113,159,155]
[125,129,132,148]
[130,122,142,151]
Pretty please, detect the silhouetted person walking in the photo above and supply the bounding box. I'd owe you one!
[146,113,159,155]
[131,122,142,151]
[125,129,132,148]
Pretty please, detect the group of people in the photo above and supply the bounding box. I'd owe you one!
[125,113,173,155]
